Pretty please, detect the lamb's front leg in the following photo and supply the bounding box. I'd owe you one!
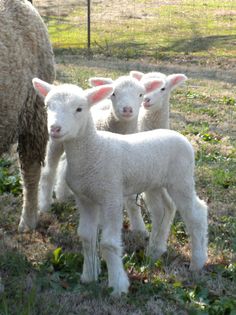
[145,188,176,260]
[100,199,129,296]
[77,198,100,282]
[39,140,64,212]
[54,156,73,202]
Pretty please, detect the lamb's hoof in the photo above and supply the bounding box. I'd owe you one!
[110,274,129,297]
[18,215,37,232]
[190,262,203,271]
[189,258,207,271]
[81,272,98,283]
[81,265,100,283]
[39,204,51,213]
[146,246,166,261]
[38,197,53,213]
[189,250,207,271]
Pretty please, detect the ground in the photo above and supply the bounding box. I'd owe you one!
[0,1,235,314]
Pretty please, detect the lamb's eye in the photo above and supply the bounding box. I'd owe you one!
[76,107,82,112]
[161,87,166,91]
[139,93,143,97]
[112,92,115,97]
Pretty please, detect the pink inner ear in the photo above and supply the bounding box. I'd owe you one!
[170,75,187,88]
[34,81,49,97]
[145,80,164,93]
[91,86,113,103]
[92,79,107,86]
[130,71,144,81]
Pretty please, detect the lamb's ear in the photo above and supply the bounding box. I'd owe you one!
[88,77,113,87]
[32,78,53,99]
[167,74,187,90]
[143,78,165,94]
[130,70,144,81]
[85,85,114,107]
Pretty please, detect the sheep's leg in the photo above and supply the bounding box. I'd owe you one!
[18,161,41,232]
[125,194,148,234]
[77,198,100,283]
[54,157,73,202]
[39,140,64,212]
[146,188,176,260]
[168,187,208,271]
[100,199,129,296]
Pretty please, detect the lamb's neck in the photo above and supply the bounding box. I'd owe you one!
[141,105,170,131]
[107,110,138,134]
[63,115,101,170]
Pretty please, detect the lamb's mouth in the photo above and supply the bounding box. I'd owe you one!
[121,113,134,119]
[143,102,153,109]
[50,132,67,140]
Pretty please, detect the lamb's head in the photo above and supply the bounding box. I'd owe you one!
[130,71,187,112]
[32,78,113,141]
[89,75,164,121]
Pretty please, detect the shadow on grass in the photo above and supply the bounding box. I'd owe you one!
[160,34,236,54]
[53,33,236,56]
[51,29,236,84]
[54,47,236,86]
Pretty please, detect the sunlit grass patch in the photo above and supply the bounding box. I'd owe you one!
[39,0,236,63]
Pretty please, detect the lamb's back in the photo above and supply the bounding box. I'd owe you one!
[98,129,194,194]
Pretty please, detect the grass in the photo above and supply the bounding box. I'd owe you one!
[0,60,235,313]
[35,0,236,65]
[0,0,235,313]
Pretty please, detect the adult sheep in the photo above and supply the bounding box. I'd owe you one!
[0,0,55,231]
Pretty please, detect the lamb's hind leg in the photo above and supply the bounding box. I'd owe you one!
[100,198,129,296]
[146,188,176,260]
[76,197,100,283]
[125,194,148,234]
[168,187,208,271]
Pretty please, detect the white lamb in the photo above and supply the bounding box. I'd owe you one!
[128,70,188,242]
[87,71,187,235]
[33,78,208,296]
[87,75,164,232]
[89,75,162,134]
[40,76,164,225]
[130,70,187,130]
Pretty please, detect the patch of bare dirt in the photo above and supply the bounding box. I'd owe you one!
[34,0,82,16]
[34,0,181,20]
